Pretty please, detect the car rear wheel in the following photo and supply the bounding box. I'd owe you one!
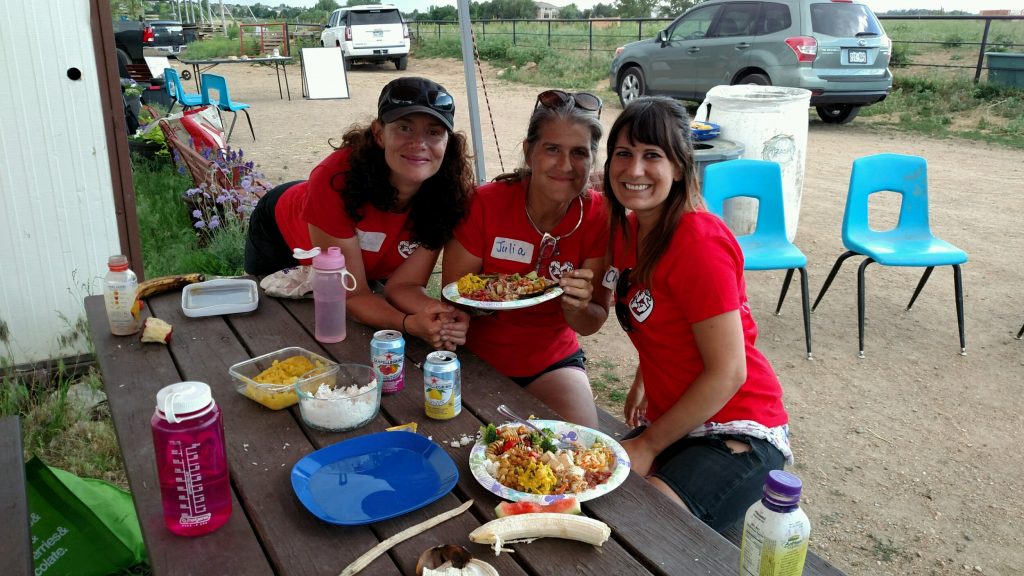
[395,55,408,71]
[816,104,861,124]
[736,72,770,86]
[617,66,645,107]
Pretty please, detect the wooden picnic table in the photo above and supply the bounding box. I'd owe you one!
[85,288,847,576]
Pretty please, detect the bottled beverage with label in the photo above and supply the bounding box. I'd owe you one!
[103,254,142,335]
[739,470,811,576]
[312,247,357,343]
[151,381,232,536]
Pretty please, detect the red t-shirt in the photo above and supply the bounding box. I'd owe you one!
[273,147,418,280]
[611,211,788,427]
[454,179,609,377]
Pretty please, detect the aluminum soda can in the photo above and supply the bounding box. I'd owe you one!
[423,351,461,420]
[371,330,405,394]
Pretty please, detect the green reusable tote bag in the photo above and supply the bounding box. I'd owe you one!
[26,457,145,575]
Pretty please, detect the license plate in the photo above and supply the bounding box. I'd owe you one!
[373,30,383,38]
[849,49,867,64]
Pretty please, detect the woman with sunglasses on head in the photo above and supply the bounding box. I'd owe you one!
[244,77,473,350]
[441,90,610,427]
[604,96,790,532]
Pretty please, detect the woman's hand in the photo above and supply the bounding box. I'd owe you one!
[620,436,659,477]
[624,371,648,428]
[407,301,468,350]
[559,268,594,314]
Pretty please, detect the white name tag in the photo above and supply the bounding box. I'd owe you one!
[356,229,386,252]
[489,237,534,264]
[602,266,620,290]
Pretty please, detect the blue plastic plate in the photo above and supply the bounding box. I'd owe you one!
[691,121,721,141]
[291,431,458,525]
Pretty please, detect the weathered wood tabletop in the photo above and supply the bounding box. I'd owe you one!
[85,289,846,576]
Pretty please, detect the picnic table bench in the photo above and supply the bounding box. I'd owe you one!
[84,287,847,576]
[0,415,33,575]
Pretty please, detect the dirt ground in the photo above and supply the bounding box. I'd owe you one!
[175,57,1024,576]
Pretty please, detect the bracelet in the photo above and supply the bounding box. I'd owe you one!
[401,314,409,334]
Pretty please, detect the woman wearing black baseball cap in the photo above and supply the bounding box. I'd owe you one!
[244,77,473,350]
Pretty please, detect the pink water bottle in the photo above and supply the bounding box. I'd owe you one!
[151,381,232,537]
[312,247,357,343]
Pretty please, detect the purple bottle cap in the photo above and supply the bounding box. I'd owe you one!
[313,246,346,271]
[763,469,802,509]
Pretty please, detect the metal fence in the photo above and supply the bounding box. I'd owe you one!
[411,15,1024,82]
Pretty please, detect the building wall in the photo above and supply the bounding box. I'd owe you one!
[0,0,122,364]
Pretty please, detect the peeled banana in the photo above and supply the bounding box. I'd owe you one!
[469,512,610,555]
[136,273,205,299]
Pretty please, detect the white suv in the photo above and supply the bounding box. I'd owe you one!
[321,4,410,71]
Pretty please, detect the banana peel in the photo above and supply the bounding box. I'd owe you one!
[137,273,205,299]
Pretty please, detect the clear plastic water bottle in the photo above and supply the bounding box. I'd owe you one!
[103,254,141,335]
[739,470,811,576]
[312,247,357,343]
[151,381,232,537]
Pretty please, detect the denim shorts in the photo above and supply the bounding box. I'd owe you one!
[626,427,785,532]
[508,349,586,387]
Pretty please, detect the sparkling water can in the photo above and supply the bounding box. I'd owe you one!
[371,329,405,394]
[424,351,461,420]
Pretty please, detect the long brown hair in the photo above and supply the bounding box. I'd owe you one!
[328,123,474,250]
[604,96,703,286]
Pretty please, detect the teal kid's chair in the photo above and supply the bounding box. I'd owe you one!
[812,153,967,357]
[200,73,254,142]
[163,68,205,113]
[703,159,812,359]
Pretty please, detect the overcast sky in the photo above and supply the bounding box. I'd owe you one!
[239,0,1023,14]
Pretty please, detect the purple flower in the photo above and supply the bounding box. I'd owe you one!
[192,209,202,218]
[194,220,207,229]
[209,215,221,229]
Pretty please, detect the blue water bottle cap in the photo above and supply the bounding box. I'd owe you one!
[313,246,346,271]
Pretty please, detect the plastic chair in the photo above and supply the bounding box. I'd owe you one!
[812,153,967,357]
[200,73,254,142]
[163,68,205,113]
[703,159,812,359]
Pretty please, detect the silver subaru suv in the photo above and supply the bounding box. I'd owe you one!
[609,0,892,124]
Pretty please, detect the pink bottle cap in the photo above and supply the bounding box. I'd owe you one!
[312,247,346,271]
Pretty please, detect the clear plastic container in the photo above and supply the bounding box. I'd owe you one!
[229,347,338,410]
[295,363,380,432]
[151,381,231,536]
[104,255,142,335]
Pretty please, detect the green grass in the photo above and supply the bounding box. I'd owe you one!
[181,36,260,59]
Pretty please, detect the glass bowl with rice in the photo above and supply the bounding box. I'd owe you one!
[295,363,380,432]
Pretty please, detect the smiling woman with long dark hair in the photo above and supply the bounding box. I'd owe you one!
[245,77,474,350]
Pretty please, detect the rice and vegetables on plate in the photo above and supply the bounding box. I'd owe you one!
[456,272,552,302]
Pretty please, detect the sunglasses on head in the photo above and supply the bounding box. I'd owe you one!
[615,267,635,333]
[386,85,455,113]
[535,90,603,118]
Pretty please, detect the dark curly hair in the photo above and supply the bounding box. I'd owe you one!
[327,124,474,250]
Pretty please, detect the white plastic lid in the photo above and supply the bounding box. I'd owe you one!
[156,381,214,423]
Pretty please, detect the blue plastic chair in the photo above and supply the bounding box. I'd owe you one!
[200,73,254,142]
[164,68,205,113]
[812,153,967,357]
[703,159,812,359]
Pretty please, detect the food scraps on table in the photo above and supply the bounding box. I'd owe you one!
[456,272,551,302]
[478,423,615,496]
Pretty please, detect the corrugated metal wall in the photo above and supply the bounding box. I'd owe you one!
[0,0,121,364]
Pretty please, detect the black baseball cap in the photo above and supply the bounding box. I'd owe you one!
[377,77,455,132]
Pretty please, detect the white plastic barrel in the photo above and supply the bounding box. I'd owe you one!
[695,85,811,241]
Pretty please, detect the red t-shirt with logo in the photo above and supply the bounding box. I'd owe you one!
[273,147,418,280]
[610,211,787,427]
[453,179,608,377]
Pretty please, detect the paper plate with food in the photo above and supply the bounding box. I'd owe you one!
[468,420,630,503]
[442,272,563,310]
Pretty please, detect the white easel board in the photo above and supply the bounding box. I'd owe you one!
[300,47,349,100]
[144,56,171,79]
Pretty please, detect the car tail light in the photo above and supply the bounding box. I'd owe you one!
[143,25,155,44]
[615,46,624,57]
[403,24,409,39]
[344,26,352,41]
[785,36,817,62]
